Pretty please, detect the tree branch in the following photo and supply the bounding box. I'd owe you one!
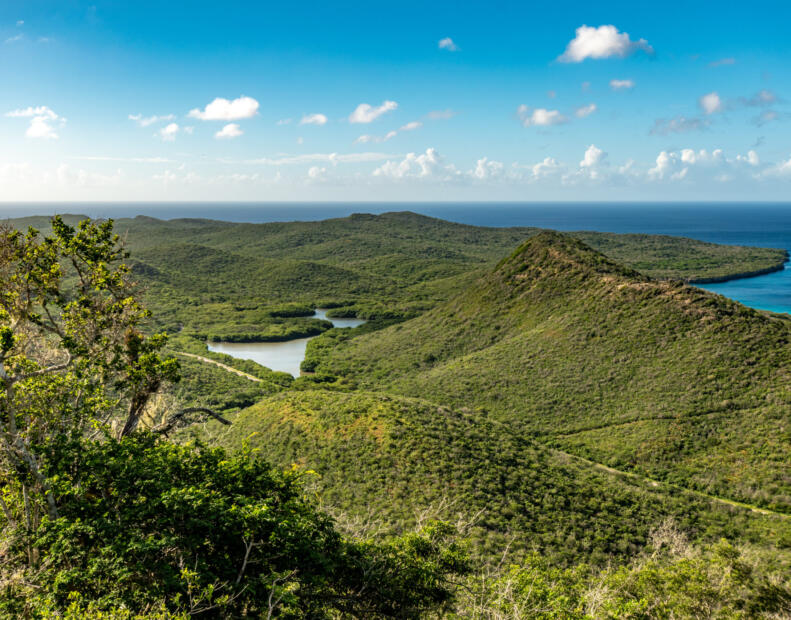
[151,407,231,436]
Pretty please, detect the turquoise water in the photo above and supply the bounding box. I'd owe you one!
[3,202,790,314]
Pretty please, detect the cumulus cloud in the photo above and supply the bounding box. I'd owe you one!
[5,34,23,43]
[215,123,243,139]
[610,79,635,90]
[400,121,422,131]
[373,148,457,180]
[530,157,564,180]
[649,148,761,182]
[189,96,259,120]
[438,37,459,51]
[699,92,722,115]
[5,106,64,139]
[575,103,597,118]
[650,116,707,135]
[349,100,398,124]
[276,118,292,125]
[129,113,175,127]
[300,113,328,126]
[307,166,327,180]
[762,155,791,178]
[472,157,505,180]
[557,25,652,63]
[158,123,181,141]
[518,105,567,127]
[709,57,735,67]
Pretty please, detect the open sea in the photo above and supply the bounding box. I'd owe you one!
[2,202,791,315]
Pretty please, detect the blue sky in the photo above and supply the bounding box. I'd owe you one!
[2,0,791,201]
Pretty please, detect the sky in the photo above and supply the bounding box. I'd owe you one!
[2,0,791,202]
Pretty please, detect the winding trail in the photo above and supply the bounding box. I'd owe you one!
[175,351,265,383]
[546,444,789,519]
[174,353,790,521]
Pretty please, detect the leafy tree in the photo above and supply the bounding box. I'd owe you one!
[1,434,468,618]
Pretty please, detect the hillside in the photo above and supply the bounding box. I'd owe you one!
[311,232,791,513]
[8,211,785,342]
[187,389,791,566]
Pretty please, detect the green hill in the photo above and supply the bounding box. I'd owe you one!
[310,232,791,513]
[189,389,791,566]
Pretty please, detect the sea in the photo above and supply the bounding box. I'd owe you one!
[2,202,791,315]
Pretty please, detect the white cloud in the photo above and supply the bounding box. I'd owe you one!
[518,105,567,127]
[354,121,419,144]
[580,144,606,169]
[373,148,457,180]
[648,148,760,182]
[16,20,24,26]
[558,25,652,63]
[699,92,722,115]
[307,166,327,180]
[530,157,564,180]
[575,103,597,118]
[188,96,259,120]
[300,113,328,126]
[762,155,791,177]
[129,113,175,127]
[215,123,243,139]
[438,37,458,51]
[6,106,58,119]
[472,157,505,180]
[6,106,64,139]
[349,100,397,123]
[276,118,292,125]
[5,34,23,43]
[610,79,635,90]
[158,123,180,141]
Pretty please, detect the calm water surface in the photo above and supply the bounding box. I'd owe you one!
[207,309,365,377]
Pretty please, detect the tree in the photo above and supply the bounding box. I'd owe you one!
[0,217,178,552]
[0,218,469,617]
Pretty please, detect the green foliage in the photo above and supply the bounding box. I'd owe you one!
[313,232,791,513]
[193,390,791,567]
[0,433,469,618]
[464,531,791,618]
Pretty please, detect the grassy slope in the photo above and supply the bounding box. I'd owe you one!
[189,389,791,565]
[312,232,791,512]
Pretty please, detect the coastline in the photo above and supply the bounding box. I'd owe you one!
[687,252,789,284]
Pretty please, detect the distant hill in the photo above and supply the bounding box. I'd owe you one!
[312,232,791,513]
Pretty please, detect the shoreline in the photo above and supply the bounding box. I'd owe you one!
[687,252,789,284]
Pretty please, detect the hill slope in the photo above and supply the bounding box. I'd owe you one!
[190,389,791,565]
[312,232,791,512]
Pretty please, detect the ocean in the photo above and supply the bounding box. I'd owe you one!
[2,202,790,314]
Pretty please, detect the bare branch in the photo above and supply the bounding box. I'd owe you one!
[151,407,231,437]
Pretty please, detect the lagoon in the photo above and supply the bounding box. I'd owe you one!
[207,309,365,377]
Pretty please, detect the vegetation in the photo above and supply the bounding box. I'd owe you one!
[3,213,790,617]
[189,390,791,566]
[311,232,791,514]
[0,218,470,618]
